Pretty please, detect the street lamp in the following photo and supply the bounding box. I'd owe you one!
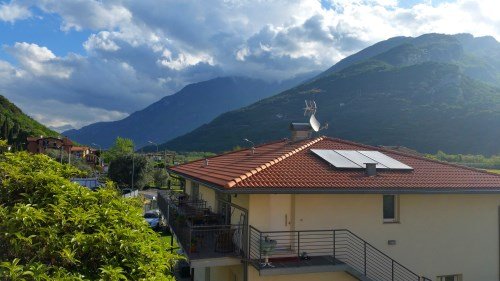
[131,145,135,190]
[148,140,159,153]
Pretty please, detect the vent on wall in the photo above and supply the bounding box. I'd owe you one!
[310,149,413,170]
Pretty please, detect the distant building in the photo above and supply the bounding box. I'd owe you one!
[27,136,101,166]
[27,136,73,154]
[70,146,90,158]
[71,177,103,190]
[71,146,101,166]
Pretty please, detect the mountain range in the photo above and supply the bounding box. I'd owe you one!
[157,33,500,155]
[63,74,316,148]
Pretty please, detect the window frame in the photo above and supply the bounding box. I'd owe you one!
[382,194,399,223]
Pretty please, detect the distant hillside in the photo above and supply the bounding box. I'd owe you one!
[64,75,315,148]
[319,33,500,87]
[160,33,500,155]
[0,95,58,149]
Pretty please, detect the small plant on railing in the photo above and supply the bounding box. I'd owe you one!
[300,252,310,260]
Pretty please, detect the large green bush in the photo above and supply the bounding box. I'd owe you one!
[0,152,178,280]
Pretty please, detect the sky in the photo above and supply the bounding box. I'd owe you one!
[0,0,499,131]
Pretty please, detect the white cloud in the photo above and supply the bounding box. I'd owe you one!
[1,0,500,129]
[5,42,73,79]
[26,100,128,129]
[34,0,132,31]
[84,31,120,52]
[157,49,214,71]
[0,1,31,23]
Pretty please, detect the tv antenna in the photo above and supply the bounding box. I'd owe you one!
[303,100,328,132]
[303,100,317,116]
[244,138,255,155]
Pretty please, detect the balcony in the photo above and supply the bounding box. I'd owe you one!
[249,227,431,281]
[158,190,247,261]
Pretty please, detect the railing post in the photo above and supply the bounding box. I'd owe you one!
[391,260,394,281]
[259,231,262,268]
[364,242,367,276]
[170,233,174,253]
[333,230,336,264]
[188,227,192,255]
[297,232,300,259]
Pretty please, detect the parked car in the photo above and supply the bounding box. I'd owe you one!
[144,209,161,230]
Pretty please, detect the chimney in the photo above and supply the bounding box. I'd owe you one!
[289,123,312,142]
[365,163,377,176]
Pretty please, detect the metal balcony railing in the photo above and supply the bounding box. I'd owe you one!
[249,226,432,281]
[158,190,247,260]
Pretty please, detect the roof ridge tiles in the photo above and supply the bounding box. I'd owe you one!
[225,137,324,188]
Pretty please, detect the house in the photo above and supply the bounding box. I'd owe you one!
[27,136,73,154]
[160,126,500,281]
[70,146,90,158]
[70,146,100,166]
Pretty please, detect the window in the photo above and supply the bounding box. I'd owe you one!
[383,195,399,223]
[437,274,462,281]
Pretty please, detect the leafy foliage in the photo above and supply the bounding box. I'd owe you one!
[108,154,154,190]
[152,169,169,188]
[0,152,178,280]
[102,137,134,163]
[171,151,216,164]
[44,148,94,176]
[0,95,59,150]
[426,151,500,169]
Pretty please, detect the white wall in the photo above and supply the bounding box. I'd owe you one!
[288,193,500,281]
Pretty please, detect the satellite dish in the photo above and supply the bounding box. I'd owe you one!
[309,114,320,132]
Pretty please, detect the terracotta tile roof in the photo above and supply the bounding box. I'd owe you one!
[71,146,89,152]
[169,137,500,192]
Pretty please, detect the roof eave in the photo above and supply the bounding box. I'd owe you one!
[167,169,500,194]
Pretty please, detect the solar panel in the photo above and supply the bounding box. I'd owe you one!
[311,149,413,170]
[333,150,388,169]
[310,149,362,168]
[358,150,413,170]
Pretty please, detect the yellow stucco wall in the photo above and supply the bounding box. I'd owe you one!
[199,184,216,211]
[247,266,356,281]
[185,180,192,196]
[192,265,243,281]
[247,193,500,281]
[232,193,249,210]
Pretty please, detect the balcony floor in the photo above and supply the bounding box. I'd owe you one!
[251,255,350,276]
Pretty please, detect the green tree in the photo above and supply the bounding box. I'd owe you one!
[102,137,134,163]
[0,152,178,280]
[108,154,153,190]
[153,169,170,188]
[0,139,9,153]
[45,148,93,176]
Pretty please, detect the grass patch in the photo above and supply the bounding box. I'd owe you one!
[487,169,500,174]
[159,230,179,250]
